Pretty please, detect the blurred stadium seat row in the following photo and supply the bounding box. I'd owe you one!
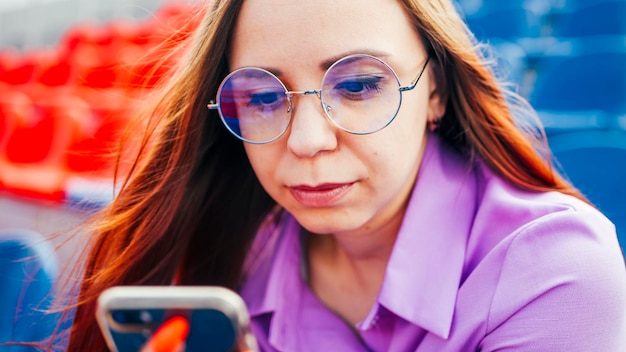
[0,0,203,207]
[458,0,626,120]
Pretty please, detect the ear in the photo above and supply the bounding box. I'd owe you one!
[426,76,446,124]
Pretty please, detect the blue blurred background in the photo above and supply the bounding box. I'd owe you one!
[0,0,624,345]
[455,0,626,251]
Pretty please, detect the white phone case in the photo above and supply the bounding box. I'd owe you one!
[96,286,258,352]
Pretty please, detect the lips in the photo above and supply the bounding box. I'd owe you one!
[288,182,354,207]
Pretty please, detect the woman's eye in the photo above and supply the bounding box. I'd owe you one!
[248,91,283,107]
[333,76,383,100]
[336,80,367,93]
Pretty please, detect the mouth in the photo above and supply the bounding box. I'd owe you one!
[288,182,355,207]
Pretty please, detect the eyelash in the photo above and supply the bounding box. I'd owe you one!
[248,91,286,110]
[333,76,383,101]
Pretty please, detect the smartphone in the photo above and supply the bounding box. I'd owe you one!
[96,286,258,352]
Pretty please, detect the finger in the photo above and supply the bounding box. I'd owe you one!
[143,316,190,352]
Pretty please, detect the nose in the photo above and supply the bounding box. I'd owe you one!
[286,94,338,158]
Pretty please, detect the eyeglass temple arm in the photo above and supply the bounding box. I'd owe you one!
[399,56,430,92]
[208,103,218,110]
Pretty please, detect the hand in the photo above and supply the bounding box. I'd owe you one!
[141,316,189,352]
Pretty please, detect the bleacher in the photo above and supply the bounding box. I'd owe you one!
[0,0,203,208]
[0,0,624,346]
[458,0,626,250]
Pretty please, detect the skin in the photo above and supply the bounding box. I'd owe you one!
[232,0,445,325]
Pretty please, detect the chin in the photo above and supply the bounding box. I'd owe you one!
[293,211,365,236]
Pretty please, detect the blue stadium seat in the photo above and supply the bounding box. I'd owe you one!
[0,229,60,350]
[464,6,544,41]
[551,1,626,38]
[529,37,626,133]
[488,40,529,87]
[548,129,626,249]
[556,0,626,10]
[456,0,551,18]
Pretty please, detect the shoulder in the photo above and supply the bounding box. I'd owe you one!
[487,199,625,311]
[478,205,626,349]
[471,163,625,304]
[468,161,622,264]
[467,167,626,350]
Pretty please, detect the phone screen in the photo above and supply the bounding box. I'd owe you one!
[107,308,237,352]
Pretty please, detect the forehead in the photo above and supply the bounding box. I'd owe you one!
[230,0,424,71]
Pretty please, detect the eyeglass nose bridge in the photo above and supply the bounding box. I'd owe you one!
[286,89,321,98]
[285,89,325,113]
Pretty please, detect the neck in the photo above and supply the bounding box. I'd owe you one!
[306,206,404,291]
[305,216,404,325]
[310,221,398,263]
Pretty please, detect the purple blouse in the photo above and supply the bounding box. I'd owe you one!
[240,135,626,351]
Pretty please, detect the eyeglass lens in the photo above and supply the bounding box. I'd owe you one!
[216,55,402,144]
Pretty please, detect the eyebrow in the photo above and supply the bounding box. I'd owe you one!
[254,48,393,77]
[319,49,392,70]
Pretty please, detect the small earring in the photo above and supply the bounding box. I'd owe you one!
[427,116,441,132]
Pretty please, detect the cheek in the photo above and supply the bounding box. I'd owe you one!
[359,126,424,180]
[364,104,428,182]
[243,145,277,188]
[377,102,429,153]
[370,140,420,181]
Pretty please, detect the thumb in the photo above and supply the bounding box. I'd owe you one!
[142,316,190,352]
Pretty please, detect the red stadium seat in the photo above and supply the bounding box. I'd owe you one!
[0,89,33,156]
[0,52,38,86]
[36,50,74,88]
[0,93,91,201]
[65,91,130,175]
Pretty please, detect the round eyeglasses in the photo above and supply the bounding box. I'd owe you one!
[207,54,430,144]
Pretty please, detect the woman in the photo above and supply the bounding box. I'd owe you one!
[64,0,626,350]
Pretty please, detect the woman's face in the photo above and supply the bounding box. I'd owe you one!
[231,0,443,237]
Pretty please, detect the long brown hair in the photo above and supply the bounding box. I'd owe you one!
[400,0,581,197]
[62,0,583,350]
